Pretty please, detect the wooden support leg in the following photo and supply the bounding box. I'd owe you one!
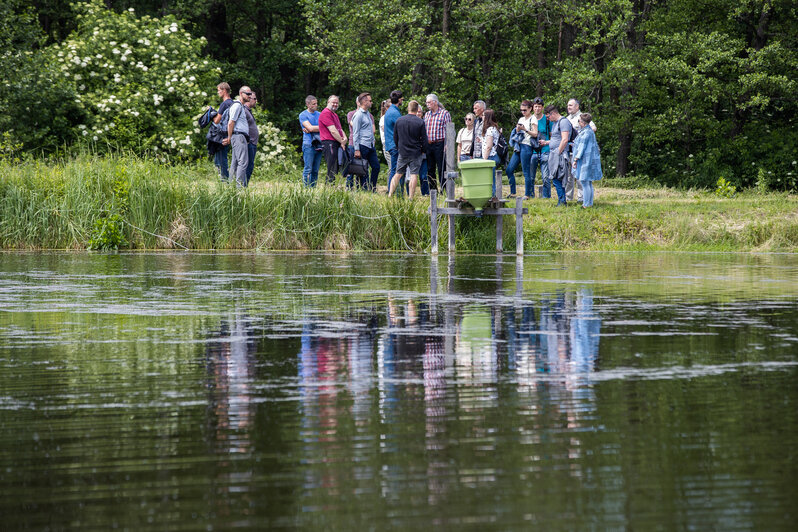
[430,189,438,254]
[446,172,456,253]
[516,196,524,256]
[496,169,503,253]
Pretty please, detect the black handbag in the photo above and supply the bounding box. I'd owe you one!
[347,157,369,177]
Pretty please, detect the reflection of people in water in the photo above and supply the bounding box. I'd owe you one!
[570,289,601,373]
[205,313,257,455]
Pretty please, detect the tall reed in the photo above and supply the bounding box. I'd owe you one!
[1,155,796,252]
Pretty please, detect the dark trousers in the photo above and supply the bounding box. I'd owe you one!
[214,144,229,179]
[425,141,445,192]
[322,140,339,184]
[356,144,380,191]
[245,143,257,186]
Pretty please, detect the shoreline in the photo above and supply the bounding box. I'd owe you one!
[2,157,797,253]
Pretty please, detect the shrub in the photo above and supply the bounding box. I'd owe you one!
[43,1,220,159]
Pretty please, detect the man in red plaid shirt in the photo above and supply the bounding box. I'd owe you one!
[424,93,452,193]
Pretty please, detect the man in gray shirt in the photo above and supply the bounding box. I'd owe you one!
[225,86,252,187]
[540,104,572,206]
[351,92,380,191]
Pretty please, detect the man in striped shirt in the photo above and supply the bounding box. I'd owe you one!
[424,94,451,193]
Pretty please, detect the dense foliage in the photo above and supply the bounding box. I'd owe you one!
[2,0,796,190]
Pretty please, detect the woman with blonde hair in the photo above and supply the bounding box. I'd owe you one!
[456,113,475,162]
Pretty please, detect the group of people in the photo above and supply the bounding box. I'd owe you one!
[299,91,453,198]
[209,84,603,207]
[455,97,602,207]
[211,82,260,187]
[298,91,602,207]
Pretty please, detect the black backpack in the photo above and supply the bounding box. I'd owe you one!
[495,130,509,165]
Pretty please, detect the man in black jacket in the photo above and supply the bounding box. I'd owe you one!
[388,100,428,198]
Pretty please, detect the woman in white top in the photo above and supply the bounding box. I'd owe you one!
[481,109,501,195]
[456,113,475,162]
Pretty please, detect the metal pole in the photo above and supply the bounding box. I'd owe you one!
[496,168,503,253]
[515,196,524,255]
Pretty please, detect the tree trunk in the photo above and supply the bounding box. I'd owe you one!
[537,12,546,96]
[442,0,451,36]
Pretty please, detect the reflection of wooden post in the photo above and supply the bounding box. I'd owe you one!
[515,197,524,255]
[446,172,456,252]
[496,169,503,253]
[430,189,438,254]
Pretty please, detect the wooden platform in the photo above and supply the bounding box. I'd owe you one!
[429,170,528,255]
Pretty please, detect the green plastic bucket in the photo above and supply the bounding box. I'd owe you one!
[458,158,495,210]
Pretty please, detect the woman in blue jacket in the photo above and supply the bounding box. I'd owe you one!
[571,113,602,208]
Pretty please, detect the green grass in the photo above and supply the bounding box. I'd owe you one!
[1,155,796,252]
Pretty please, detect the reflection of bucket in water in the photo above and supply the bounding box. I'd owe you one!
[457,308,497,387]
[459,308,492,351]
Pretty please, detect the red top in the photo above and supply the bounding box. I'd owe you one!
[319,108,343,142]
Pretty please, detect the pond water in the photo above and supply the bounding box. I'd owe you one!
[1,252,797,530]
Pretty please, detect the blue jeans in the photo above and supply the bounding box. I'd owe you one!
[245,143,257,186]
[488,154,501,196]
[580,179,595,207]
[214,145,229,179]
[302,144,323,187]
[552,174,566,205]
[519,144,534,197]
[356,144,380,191]
[388,147,398,188]
[533,151,551,198]
[419,158,429,196]
[506,150,521,195]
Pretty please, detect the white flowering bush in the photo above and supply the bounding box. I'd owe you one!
[250,108,300,174]
[44,0,220,159]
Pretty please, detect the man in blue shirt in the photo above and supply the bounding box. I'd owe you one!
[299,95,322,187]
[383,90,403,189]
[531,97,551,198]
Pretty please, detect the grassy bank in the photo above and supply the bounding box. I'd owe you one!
[1,156,797,252]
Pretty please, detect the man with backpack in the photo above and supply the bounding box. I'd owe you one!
[223,86,253,187]
[540,104,572,206]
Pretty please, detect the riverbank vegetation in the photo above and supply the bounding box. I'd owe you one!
[2,157,796,252]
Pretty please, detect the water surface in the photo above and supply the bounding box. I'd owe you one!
[1,252,797,530]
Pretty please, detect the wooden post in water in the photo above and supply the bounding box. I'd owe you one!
[495,169,503,253]
[515,196,524,255]
[430,189,438,254]
[446,171,456,252]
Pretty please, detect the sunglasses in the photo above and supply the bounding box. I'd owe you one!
[465,118,473,121]
[243,91,253,96]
